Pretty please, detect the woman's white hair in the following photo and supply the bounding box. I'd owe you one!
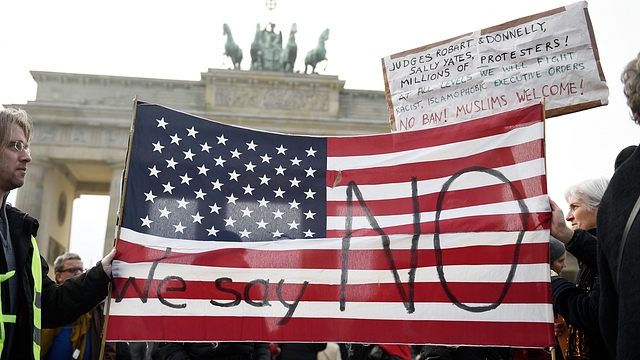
[564,177,610,211]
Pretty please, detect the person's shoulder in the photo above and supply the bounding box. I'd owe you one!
[5,202,19,213]
[5,204,38,232]
[612,147,640,183]
[5,203,29,218]
[5,203,26,222]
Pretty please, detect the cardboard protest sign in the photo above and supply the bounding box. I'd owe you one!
[382,1,608,131]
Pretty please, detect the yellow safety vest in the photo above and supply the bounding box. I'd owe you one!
[31,235,42,359]
[0,270,16,355]
[0,235,42,359]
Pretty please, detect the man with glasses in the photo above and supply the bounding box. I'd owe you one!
[53,253,85,281]
[0,107,116,360]
[41,253,116,360]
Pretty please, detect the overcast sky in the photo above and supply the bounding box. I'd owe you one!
[2,0,639,263]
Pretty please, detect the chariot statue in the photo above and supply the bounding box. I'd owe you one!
[260,23,283,71]
[221,21,328,74]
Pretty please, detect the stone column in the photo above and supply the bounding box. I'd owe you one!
[16,159,51,253]
[15,158,49,220]
[103,163,124,256]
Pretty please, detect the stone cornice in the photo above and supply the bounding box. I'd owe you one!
[200,68,345,91]
[30,70,201,89]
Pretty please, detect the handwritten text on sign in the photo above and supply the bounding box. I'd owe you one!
[382,1,608,131]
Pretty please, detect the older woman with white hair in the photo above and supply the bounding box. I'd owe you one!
[549,177,611,360]
[564,177,609,225]
[551,177,609,270]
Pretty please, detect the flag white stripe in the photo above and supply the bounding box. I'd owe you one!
[112,262,550,284]
[327,122,543,170]
[119,228,550,251]
[326,159,546,202]
[109,299,553,323]
[326,195,549,231]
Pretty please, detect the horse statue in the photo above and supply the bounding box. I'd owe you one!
[222,23,243,70]
[304,28,329,74]
[280,23,298,72]
[250,23,264,71]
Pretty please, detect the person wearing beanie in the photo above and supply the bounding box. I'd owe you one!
[549,237,567,276]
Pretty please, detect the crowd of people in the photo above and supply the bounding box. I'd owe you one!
[1,50,639,360]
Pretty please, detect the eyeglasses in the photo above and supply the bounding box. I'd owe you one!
[58,267,85,274]
[8,140,30,155]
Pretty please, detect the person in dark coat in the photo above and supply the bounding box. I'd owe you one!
[278,343,327,360]
[0,107,115,360]
[596,51,640,359]
[155,342,270,360]
[418,345,511,360]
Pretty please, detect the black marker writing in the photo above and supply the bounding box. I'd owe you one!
[113,247,172,303]
[433,166,529,312]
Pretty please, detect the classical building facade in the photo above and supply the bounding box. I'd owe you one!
[5,68,389,263]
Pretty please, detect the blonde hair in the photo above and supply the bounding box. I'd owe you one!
[0,107,34,149]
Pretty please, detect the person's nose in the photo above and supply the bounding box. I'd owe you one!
[19,151,32,163]
[566,211,573,221]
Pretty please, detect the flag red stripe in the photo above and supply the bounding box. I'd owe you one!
[106,315,554,348]
[327,175,547,217]
[116,240,548,269]
[327,105,543,157]
[326,140,544,186]
[326,212,550,237]
[110,277,551,304]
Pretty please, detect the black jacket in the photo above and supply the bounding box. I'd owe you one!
[1,205,111,360]
[551,276,611,359]
[419,345,511,360]
[552,227,611,359]
[597,142,640,359]
[156,342,270,360]
[278,343,327,360]
[566,228,598,271]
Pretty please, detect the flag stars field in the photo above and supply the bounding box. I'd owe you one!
[126,105,326,242]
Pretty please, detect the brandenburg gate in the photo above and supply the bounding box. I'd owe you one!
[5,68,389,264]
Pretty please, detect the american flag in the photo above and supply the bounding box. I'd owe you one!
[107,102,554,348]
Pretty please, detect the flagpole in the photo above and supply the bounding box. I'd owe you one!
[543,98,554,360]
[99,95,140,360]
[542,98,548,174]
